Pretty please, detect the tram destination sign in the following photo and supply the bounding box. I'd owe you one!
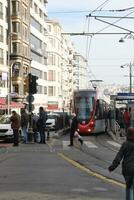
[117,93,134,100]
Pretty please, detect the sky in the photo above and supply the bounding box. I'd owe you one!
[47,0,134,86]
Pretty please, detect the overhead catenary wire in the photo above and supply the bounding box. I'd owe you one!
[85,0,111,82]
[91,9,134,34]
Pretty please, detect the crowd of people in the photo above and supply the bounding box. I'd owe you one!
[116,107,131,137]
[10,106,48,146]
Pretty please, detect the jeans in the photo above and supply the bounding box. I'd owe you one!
[22,126,28,143]
[13,129,19,145]
[39,127,46,143]
[126,177,134,200]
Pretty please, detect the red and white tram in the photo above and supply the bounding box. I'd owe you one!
[72,89,109,135]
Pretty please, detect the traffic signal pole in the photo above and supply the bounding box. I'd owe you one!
[28,73,33,142]
[26,73,38,142]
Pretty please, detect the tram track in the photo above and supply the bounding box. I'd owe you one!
[56,133,125,187]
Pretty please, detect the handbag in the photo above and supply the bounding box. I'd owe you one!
[74,131,81,139]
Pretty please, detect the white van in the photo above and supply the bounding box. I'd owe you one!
[0,116,13,140]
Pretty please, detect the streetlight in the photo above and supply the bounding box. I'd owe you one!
[90,80,103,90]
[119,33,134,43]
[120,62,133,94]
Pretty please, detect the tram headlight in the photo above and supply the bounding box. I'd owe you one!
[90,121,95,125]
[88,128,91,132]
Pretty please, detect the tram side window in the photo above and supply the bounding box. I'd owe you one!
[95,100,105,119]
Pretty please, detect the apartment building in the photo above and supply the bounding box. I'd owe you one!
[9,0,31,98]
[30,0,48,112]
[3,0,88,113]
[0,1,8,97]
[73,53,88,90]
[46,19,78,112]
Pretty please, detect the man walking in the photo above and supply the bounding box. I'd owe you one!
[108,127,134,200]
[68,113,83,146]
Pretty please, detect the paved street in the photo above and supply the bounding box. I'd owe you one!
[0,133,125,200]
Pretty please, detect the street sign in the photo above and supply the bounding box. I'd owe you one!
[117,93,134,100]
[26,95,34,103]
[26,104,35,112]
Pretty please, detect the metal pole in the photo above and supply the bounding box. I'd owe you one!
[7,0,11,115]
[7,34,11,115]
[130,62,132,94]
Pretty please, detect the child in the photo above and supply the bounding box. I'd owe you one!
[108,127,134,200]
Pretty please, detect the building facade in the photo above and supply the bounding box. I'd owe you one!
[3,0,88,113]
[30,0,48,112]
[9,0,31,99]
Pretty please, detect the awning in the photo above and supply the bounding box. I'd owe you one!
[47,104,59,110]
[0,98,24,110]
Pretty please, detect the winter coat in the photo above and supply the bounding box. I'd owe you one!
[37,111,47,129]
[109,140,134,187]
[10,114,21,130]
[123,111,131,126]
[21,112,29,128]
[70,116,78,134]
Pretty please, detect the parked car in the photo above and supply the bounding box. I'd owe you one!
[46,114,58,130]
[0,116,13,141]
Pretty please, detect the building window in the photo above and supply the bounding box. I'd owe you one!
[48,86,56,96]
[39,9,42,18]
[0,48,3,64]
[48,25,51,32]
[12,22,20,34]
[31,51,43,64]
[30,0,33,7]
[49,38,55,48]
[31,67,42,78]
[22,5,28,21]
[31,17,42,32]
[44,86,47,94]
[0,72,7,87]
[12,1,20,15]
[0,2,3,19]
[44,72,47,80]
[0,25,3,42]
[48,70,56,81]
[13,85,19,93]
[23,44,28,57]
[31,34,42,50]
[47,53,56,65]
[12,42,21,54]
[23,25,28,41]
[37,85,42,94]
[34,3,38,13]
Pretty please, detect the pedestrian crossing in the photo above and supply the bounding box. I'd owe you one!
[62,140,121,149]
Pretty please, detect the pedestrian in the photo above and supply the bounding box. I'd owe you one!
[118,108,125,137]
[10,110,21,146]
[37,107,47,144]
[123,108,131,134]
[68,113,83,146]
[20,108,29,143]
[32,113,39,143]
[108,127,134,200]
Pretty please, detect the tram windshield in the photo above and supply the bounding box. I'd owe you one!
[74,91,96,123]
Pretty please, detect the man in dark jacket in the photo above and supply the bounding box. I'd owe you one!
[68,113,79,146]
[10,110,21,146]
[108,127,134,199]
[37,107,47,144]
[21,109,29,143]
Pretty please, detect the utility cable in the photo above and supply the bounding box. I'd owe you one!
[94,9,134,34]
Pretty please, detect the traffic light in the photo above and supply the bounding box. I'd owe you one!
[29,73,38,94]
[24,76,29,94]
